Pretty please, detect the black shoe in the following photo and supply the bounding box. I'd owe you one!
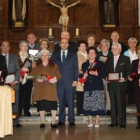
[51,124,58,128]
[106,110,111,116]
[69,122,76,127]
[40,124,45,128]
[24,111,31,117]
[136,125,140,129]
[13,123,23,128]
[120,125,126,129]
[57,122,65,126]
[108,124,118,127]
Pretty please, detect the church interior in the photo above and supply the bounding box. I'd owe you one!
[0,0,140,140]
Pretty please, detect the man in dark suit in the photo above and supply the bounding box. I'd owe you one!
[1,41,22,128]
[96,39,113,116]
[52,38,78,127]
[107,43,131,129]
[27,33,40,50]
[109,31,128,54]
[54,31,78,54]
[0,55,8,85]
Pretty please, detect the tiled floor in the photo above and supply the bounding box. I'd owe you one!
[3,124,140,140]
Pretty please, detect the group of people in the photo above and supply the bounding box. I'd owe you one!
[0,30,140,130]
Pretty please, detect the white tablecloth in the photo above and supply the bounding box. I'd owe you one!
[0,86,13,138]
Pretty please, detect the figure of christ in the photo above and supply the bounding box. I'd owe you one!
[47,0,81,31]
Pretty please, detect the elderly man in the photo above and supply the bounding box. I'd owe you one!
[96,39,113,115]
[109,31,128,54]
[54,31,78,53]
[107,43,131,129]
[1,41,22,128]
[52,38,78,127]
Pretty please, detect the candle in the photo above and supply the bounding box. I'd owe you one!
[76,28,79,36]
[49,28,52,36]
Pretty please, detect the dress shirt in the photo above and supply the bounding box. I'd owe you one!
[114,54,120,69]
[61,50,68,62]
[129,50,138,63]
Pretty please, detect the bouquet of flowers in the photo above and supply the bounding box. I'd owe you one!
[20,68,29,85]
[79,77,87,86]
[41,74,57,84]
[129,73,140,79]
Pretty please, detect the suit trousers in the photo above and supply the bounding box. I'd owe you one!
[109,89,126,126]
[19,80,33,114]
[127,81,135,104]
[57,84,75,123]
[76,91,84,115]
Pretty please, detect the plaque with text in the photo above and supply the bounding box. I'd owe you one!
[99,56,108,63]
[108,73,120,82]
[5,73,15,84]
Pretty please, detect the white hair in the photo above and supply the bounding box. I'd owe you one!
[40,50,50,56]
[19,40,28,49]
[112,43,122,50]
[100,39,110,48]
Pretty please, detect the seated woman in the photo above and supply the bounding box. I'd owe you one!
[129,45,140,129]
[80,47,106,128]
[30,50,61,129]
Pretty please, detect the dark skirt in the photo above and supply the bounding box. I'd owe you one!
[37,99,57,112]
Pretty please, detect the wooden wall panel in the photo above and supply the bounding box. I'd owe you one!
[0,0,139,54]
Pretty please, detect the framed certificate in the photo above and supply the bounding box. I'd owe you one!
[29,49,39,56]
[21,58,32,68]
[108,73,120,81]
[99,56,108,63]
[5,73,15,84]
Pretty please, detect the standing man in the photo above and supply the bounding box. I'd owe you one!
[1,41,22,128]
[54,31,78,54]
[110,31,128,54]
[107,43,131,129]
[0,54,8,85]
[52,38,78,127]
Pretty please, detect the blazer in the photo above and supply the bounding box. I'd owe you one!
[54,41,78,54]
[76,51,87,91]
[0,55,8,82]
[80,60,106,91]
[106,55,131,90]
[52,51,78,90]
[28,43,40,50]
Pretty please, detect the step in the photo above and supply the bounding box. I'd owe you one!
[26,106,137,115]
[20,114,137,124]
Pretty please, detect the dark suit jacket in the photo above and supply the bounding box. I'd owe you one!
[52,51,78,90]
[106,55,131,90]
[28,43,40,50]
[80,60,106,91]
[132,59,140,84]
[54,41,78,54]
[109,42,128,55]
[0,55,8,83]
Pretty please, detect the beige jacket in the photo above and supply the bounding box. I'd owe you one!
[76,51,87,91]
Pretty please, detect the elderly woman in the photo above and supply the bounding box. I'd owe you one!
[124,37,138,105]
[96,39,112,115]
[80,47,106,128]
[30,50,61,129]
[130,45,140,129]
[76,40,88,115]
[18,40,32,117]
